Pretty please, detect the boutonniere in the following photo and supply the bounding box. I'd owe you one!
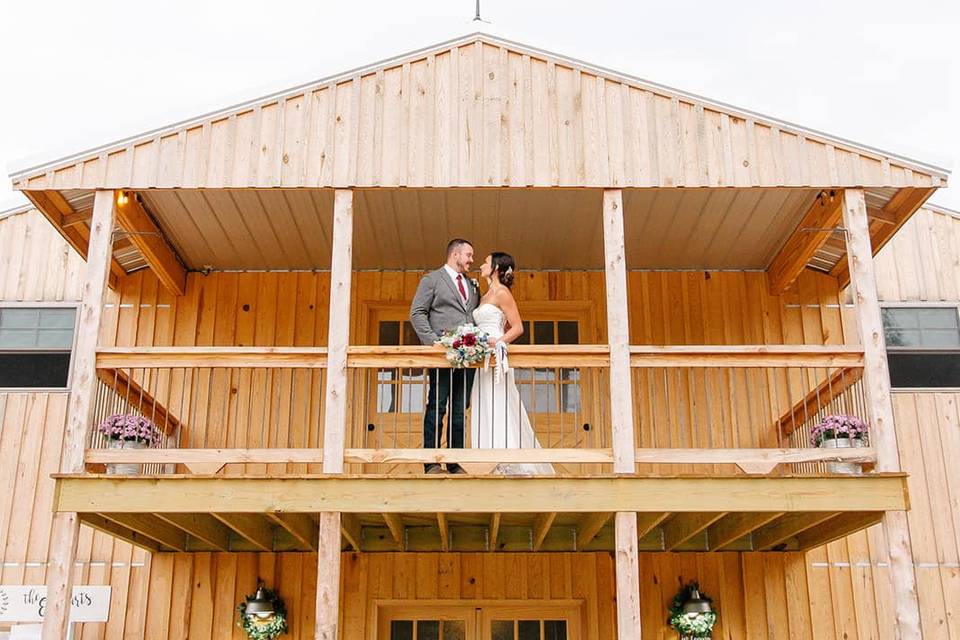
[470,278,480,289]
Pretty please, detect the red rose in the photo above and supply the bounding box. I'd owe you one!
[452,339,462,348]
[462,334,477,347]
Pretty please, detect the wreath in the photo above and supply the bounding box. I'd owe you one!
[667,583,717,638]
[237,587,288,640]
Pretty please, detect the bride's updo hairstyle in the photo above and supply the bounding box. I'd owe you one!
[490,252,516,288]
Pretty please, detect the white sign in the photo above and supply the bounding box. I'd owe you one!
[0,586,111,623]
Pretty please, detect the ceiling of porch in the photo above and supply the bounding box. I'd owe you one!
[59,186,825,272]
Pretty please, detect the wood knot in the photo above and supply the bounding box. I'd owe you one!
[488,72,495,80]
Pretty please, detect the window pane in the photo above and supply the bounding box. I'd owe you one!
[918,308,960,329]
[417,620,440,640]
[882,308,918,329]
[518,620,540,640]
[0,328,38,348]
[403,321,421,346]
[491,621,514,640]
[36,329,74,349]
[442,620,466,640]
[0,308,39,328]
[888,353,960,388]
[557,321,579,345]
[514,321,531,345]
[544,621,567,640]
[921,329,960,349]
[391,620,414,640]
[561,382,581,413]
[379,321,401,346]
[533,321,555,345]
[0,353,71,388]
[38,308,76,329]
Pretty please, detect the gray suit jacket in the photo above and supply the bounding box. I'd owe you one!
[409,268,480,345]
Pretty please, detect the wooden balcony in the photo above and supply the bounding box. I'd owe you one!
[52,344,906,556]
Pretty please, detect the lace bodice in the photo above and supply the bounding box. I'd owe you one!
[472,303,505,339]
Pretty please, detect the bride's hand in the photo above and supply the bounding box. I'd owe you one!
[487,337,499,348]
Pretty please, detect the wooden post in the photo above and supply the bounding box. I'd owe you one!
[614,512,642,639]
[602,189,636,473]
[322,189,353,474]
[842,187,921,639]
[314,512,342,640]
[42,189,116,640]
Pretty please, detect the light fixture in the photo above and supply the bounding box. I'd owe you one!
[681,582,713,617]
[117,191,129,206]
[245,583,275,620]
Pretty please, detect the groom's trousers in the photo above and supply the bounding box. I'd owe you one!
[424,368,476,449]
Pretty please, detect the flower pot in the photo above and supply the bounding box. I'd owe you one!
[106,438,147,475]
[820,436,866,475]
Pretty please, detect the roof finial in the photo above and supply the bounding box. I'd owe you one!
[472,0,489,23]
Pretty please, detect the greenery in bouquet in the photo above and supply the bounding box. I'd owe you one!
[810,414,869,447]
[97,413,162,447]
[439,323,492,367]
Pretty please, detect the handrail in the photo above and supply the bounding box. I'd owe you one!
[96,346,329,369]
[777,366,864,436]
[346,344,610,368]
[629,345,865,368]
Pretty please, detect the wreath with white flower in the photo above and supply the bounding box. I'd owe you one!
[237,587,288,640]
[667,583,717,638]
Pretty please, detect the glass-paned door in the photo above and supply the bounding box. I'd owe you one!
[378,604,579,640]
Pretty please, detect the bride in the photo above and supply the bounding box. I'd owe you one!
[470,252,554,475]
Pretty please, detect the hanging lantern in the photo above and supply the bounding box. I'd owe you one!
[668,582,717,639]
[245,585,275,620]
[237,582,288,640]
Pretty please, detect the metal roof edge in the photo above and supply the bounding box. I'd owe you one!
[8,30,952,182]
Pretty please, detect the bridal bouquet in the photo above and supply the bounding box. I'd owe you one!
[439,324,492,368]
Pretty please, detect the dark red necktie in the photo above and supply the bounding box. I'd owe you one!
[456,275,467,300]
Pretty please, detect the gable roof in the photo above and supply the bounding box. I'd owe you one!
[9,32,949,191]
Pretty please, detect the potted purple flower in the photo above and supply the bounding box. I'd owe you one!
[97,414,162,474]
[810,414,869,474]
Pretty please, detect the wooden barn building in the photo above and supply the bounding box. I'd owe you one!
[0,32,956,638]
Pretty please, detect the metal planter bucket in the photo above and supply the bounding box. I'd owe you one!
[106,438,147,475]
[820,437,866,475]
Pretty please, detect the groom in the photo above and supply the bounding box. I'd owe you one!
[410,238,480,474]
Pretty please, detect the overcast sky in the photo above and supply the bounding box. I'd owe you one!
[1,0,957,211]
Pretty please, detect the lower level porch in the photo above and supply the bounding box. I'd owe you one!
[57,474,905,555]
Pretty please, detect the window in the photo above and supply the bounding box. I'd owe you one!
[514,320,581,413]
[0,307,76,388]
[882,306,960,388]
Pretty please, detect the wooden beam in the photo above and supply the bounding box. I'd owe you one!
[662,513,727,551]
[101,513,187,551]
[794,512,884,550]
[340,513,362,551]
[768,190,844,294]
[841,187,922,638]
[777,367,863,437]
[78,513,160,552]
[614,512,642,639]
[866,206,897,225]
[97,346,328,369]
[25,189,123,289]
[489,513,501,550]
[323,189,353,474]
[346,448,613,464]
[750,512,839,550]
[347,344,610,368]
[630,345,864,368]
[576,512,612,549]
[213,513,274,551]
[95,368,181,435]
[62,207,93,227]
[382,513,405,550]
[114,192,187,295]
[316,512,341,640]
[532,513,557,551]
[636,512,670,540]
[267,513,318,551]
[706,512,784,550]
[42,189,117,640]
[437,513,450,551]
[155,513,230,551]
[55,475,910,514]
[602,189,636,473]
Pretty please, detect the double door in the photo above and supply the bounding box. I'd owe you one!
[378,603,579,640]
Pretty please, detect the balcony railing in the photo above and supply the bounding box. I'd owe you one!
[84,345,875,476]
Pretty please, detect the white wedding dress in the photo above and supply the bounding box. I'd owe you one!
[469,303,554,475]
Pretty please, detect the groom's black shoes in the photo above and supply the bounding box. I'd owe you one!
[424,463,444,474]
[446,464,467,474]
